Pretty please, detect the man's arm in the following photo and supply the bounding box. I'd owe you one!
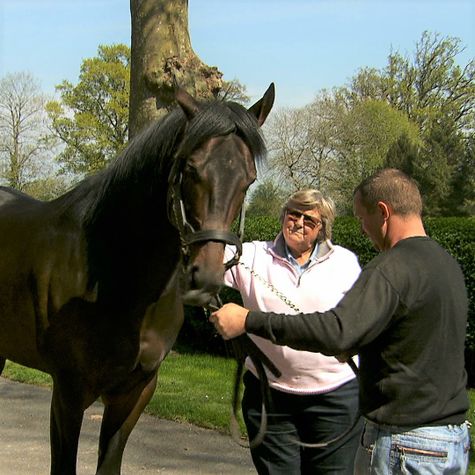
[212,266,399,355]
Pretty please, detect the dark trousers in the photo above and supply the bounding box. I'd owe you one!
[242,371,362,475]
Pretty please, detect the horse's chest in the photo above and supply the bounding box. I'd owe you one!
[137,288,184,372]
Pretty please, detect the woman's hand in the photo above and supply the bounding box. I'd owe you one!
[210,303,249,340]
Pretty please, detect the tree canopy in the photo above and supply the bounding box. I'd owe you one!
[246,180,287,218]
[264,31,474,216]
[47,44,130,175]
[349,32,475,133]
[0,72,58,191]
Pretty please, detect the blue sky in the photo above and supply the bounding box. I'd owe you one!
[0,0,474,108]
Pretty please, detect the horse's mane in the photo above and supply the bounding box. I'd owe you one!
[177,100,267,163]
[71,98,267,225]
[112,99,267,180]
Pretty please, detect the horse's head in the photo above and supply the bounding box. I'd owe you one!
[169,84,275,306]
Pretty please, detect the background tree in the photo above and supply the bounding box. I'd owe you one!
[0,72,57,191]
[22,176,70,201]
[265,101,339,192]
[386,121,474,216]
[331,99,421,210]
[47,39,247,177]
[385,133,420,176]
[129,0,224,137]
[217,78,250,104]
[447,135,475,216]
[347,32,474,214]
[47,44,130,175]
[386,32,475,133]
[265,93,420,212]
[416,118,466,216]
[264,31,474,215]
[349,32,475,133]
[246,180,287,217]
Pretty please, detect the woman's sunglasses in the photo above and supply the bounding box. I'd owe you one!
[285,209,322,229]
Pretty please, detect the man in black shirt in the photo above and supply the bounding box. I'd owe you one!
[211,168,470,474]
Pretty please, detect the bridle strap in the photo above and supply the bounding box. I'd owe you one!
[184,229,242,249]
[182,229,243,270]
[167,158,246,268]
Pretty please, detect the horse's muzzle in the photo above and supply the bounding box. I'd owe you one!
[181,288,219,307]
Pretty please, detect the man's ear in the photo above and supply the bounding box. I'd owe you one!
[377,201,391,221]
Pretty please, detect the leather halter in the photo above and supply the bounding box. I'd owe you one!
[167,154,244,269]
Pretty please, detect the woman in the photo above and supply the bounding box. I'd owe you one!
[224,189,362,474]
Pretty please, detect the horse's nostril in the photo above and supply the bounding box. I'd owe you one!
[187,264,222,295]
[189,265,199,285]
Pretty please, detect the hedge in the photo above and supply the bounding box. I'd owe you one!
[176,216,475,381]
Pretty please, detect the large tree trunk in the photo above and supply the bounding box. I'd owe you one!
[129,0,223,138]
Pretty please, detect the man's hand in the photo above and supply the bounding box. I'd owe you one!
[210,303,249,340]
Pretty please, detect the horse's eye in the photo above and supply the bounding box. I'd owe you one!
[183,164,200,181]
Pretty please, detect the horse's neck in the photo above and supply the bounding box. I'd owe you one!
[48,128,184,304]
[82,173,181,298]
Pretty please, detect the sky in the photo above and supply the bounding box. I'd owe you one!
[0,0,474,109]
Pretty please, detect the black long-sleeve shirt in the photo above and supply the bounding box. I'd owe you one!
[246,237,469,426]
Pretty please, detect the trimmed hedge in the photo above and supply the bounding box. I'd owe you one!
[176,217,475,380]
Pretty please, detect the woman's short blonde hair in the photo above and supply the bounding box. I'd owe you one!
[280,189,336,241]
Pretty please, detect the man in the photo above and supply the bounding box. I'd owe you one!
[211,168,470,474]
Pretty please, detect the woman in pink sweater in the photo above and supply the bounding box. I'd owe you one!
[224,189,362,474]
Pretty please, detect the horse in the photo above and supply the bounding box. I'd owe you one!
[0,83,275,475]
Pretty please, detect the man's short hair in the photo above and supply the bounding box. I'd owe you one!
[354,168,423,216]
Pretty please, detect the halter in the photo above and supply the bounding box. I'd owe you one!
[167,154,245,270]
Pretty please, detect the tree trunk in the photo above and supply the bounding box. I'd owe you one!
[128,0,223,138]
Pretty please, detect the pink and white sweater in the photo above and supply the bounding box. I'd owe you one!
[224,234,361,395]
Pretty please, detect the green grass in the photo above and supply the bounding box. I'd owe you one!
[147,352,243,432]
[468,391,475,474]
[3,361,52,386]
[3,355,475,468]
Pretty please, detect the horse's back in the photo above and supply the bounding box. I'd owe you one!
[0,186,39,206]
[0,186,46,245]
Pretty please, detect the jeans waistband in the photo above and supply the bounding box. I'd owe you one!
[364,418,469,441]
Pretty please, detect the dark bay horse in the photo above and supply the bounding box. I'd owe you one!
[0,84,274,474]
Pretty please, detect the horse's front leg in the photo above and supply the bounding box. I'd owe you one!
[96,372,158,475]
[96,279,184,474]
[50,377,89,475]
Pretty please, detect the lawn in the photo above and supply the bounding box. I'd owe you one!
[468,390,475,474]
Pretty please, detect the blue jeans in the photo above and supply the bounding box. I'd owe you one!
[354,419,470,474]
[242,371,362,474]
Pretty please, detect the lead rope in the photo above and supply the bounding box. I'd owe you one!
[237,261,361,449]
[239,261,358,374]
[238,262,302,312]
[207,295,280,449]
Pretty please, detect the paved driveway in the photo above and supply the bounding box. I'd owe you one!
[0,378,254,474]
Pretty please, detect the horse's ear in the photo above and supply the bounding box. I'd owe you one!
[248,83,275,127]
[175,87,200,120]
